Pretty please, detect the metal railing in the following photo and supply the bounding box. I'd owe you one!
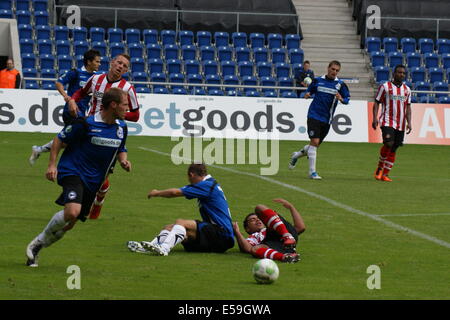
[53,5,301,35]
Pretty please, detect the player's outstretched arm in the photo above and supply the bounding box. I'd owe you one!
[232,222,252,254]
[273,198,306,234]
[148,188,184,199]
[117,152,131,172]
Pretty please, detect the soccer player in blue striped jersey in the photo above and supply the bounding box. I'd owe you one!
[127,164,235,256]
[29,49,101,165]
[25,88,131,267]
[289,60,350,179]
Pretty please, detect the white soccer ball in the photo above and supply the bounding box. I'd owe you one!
[303,77,312,85]
[252,258,279,284]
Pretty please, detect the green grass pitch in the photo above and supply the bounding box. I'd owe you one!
[1,132,449,299]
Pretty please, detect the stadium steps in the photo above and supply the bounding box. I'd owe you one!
[294,0,377,100]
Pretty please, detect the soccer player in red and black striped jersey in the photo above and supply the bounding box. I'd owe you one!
[69,53,140,218]
[233,198,305,263]
[372,65,412,182]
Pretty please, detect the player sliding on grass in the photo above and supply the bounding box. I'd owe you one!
[127,163,235,256]
[372,64,412,182]
[289,60,350,179]
[232,198,305,263]
[25,88,131,267]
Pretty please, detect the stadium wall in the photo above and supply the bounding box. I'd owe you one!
[0,89,449,145]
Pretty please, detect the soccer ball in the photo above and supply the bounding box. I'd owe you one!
[303,77,312,85]
[252,259,279,284]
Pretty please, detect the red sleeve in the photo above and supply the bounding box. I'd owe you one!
[71,75,94,102]
[125,109,140,122]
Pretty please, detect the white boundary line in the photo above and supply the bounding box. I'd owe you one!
[139,146,450,250]
[376,213,450,217]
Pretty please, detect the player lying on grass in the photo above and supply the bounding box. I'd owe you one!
[25,88,131,267]
[232,198,305,263]
[127,163,235,256]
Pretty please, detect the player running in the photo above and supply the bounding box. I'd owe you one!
[25,88,131,267]
[29,49,101,165]
[289,60,350,179]
[127,164,235,256]
[372,64,412,182]
[233,198,305,263]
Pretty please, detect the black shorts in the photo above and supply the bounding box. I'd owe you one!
[262,215,298,254]
[307,117,331,143]
[182,221,234,253]
[55,176,97,222]
[381,126,404,147]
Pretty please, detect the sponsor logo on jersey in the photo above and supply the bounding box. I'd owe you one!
[91,136,122,147]
[91,129,102,132]
[79,80,87,87]
[317,86,338,95]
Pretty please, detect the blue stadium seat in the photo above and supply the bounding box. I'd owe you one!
[223,74,239,92]
[90,27,105,42]
[429,67,444,83]
[366,37,381,53]
[370,51,385,67]
[414,81,431,97]
[257,61,272,77]
[214,32,229,47]
[0,0,12,10]
[424,53,439,68]
[184,59,200,75]
[271,48,287,63]
[21,53,36,68]
[146,43,161,59]
[128,43,143,59]
[438,96,450,104]
[178,30,194,46]
[260,76,276,94]
[110,42,125,58]
[250,33,265,48]
[200,45,215,61]
[108,28,123,43]
[442,54,450,70]
[268,33,283,49]
[291,63,302,78]
[237,61,253,77]
[16,10,31,25]
[187,73,203,90]
[99,56,109,72]
[191,88,206,95]
[400,37,416,54]
[150,72,166,89]
[37,39,52,55]
[18,24,33,39]
[447,67,450,82]
[245,90,260,97]
[410,67,426,83]
[410,94,418,103]
[55,40,70,56]
[275,62,290,78]
[143,29,158,45]
[42,82,56,90]
[374,66,390,83]
[282,91,297,98]
[0,8,12,18]
[161,30,176,46]
[221,60,236,76]
[253,47,268,63]
[433,81,449,98]
[20,38,34,54]
[125,28,141,44]
[217,46,233,62]
[41,68,56,86]
[288,48,303,64]
[16,0,29,10]
[208,89,225,96]
[242,75,257,93]
[131,57,145,73]
[34,10,49,26]
[75,55,84,68]
[148,58,164,74]
[167,59,182,74]
[136,86,151,93]
[205,74,221,90]
[54,25,69,41]
[437,38,450,54]
[232,32,247,48]
[132,71,148,88]
[169,73,185,89]
[57,54,72,71]
[35,24,50,40]
[235,46,250,62]
[383,37,398,53]
[264,91,277,97]
[72,27,88,42]
[285,34,301,50]
[419,38,434,54]
[203,60,218,75]
[226,89,242,97]
[406,52,422,68]
[181,44,196,60]
[25,82,39,89]
[164,44,179,60]
[23,67,38,88]
[197,31,212,47]
[278,77,293,94]
[418,95,435,103]
[153,87,169,94]
[39,53,55,69]
[172,87,188,95]
[91,41,107,56]
[388,52,403,68]
[32,0,48,12]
